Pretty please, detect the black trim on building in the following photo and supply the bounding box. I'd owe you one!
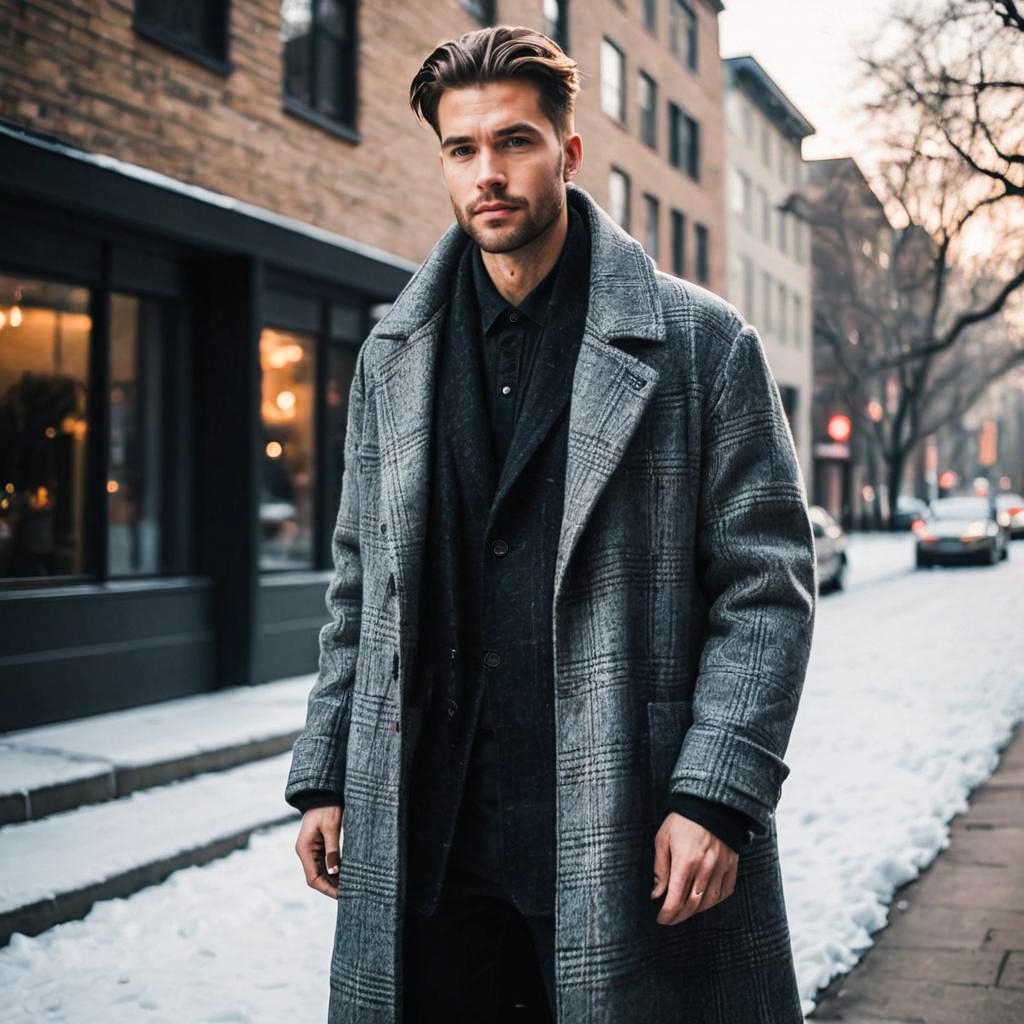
[0,123,415,732]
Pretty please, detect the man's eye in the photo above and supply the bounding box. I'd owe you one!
[506,137,528,148]
[452,145,472,157]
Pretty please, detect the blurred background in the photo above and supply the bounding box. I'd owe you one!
[0,1,1021,1021]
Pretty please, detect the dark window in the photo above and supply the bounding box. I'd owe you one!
[668,0,698,71]
[670,209,686,277]
[282,0,358,134]
[461,0,495,24]
[134,0,229,69]
[643,194,660,262]
[668,102,700,180]
[643,0,657,31]
[543,0,569,52]
[695,222,709,283]
[608,167,631,232]
[638,71,657,149]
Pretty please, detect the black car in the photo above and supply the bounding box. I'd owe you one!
[914,495,1010,567]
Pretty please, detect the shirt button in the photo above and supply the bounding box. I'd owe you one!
[501,385,512,395]
[447,699,459,718]
[483,651,502,668]
[509,310,520,322]
[492,539,509,557]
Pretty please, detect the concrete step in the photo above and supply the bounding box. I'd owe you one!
[0,675,315,826]
[0,751,302,947]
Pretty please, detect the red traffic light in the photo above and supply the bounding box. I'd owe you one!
[827,414,852,443]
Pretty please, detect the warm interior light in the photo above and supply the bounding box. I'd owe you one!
[266,441,283,458]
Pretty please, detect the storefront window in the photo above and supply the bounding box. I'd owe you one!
[260,328,315,569]
[0,275,91,579]
[107,294,171,577]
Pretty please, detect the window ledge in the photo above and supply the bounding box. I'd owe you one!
[283,97,361,145]
[132,21,232,77]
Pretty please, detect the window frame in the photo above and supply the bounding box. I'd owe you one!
[133,0,232,74]
[601,36,627,124]
[638,70,658,149]
[694,222,709,283]
[608,166,632,233]
[281,0,360,143]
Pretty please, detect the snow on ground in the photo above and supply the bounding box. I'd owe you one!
[782,536,1024,1016]
[0,535,1022,1022]
[0,826,335,1024]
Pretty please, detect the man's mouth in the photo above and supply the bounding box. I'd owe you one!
[475,202,519,216]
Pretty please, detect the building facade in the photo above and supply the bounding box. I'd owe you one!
[721,55,814,491]
[0,0,728,731]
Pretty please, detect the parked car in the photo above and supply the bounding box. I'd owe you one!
[892,494,930,531]
[994,492,1024,539]
[914,495,1010,567]
[809,505,848,591]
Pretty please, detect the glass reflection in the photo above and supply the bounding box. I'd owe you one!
[260,327,314,569]
[0,275,91,579]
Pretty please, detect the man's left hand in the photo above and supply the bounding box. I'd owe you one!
[651,812,738,925]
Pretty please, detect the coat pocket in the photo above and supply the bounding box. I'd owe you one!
[646,699,694,815]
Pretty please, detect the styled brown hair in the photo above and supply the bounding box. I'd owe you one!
[409,26,581,143]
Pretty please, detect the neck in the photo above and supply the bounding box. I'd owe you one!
[480,202,569,306]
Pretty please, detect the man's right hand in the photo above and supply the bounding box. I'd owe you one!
[295,805,343,899]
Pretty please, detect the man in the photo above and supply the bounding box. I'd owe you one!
[286,25,817,1024]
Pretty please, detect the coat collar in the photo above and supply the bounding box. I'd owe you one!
[368,184,667,348]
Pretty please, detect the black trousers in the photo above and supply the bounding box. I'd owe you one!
[403,724,556,1023]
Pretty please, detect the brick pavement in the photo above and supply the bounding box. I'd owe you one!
[810,721,1024,1023]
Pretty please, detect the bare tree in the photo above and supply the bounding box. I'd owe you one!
[992,0,1024,32]
[798,0,1024,527]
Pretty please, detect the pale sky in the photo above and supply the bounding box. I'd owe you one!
[718,0,899,164]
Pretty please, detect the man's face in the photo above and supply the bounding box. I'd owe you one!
[436,79,577,254]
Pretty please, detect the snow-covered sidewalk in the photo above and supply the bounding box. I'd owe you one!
[1,537,1022,1021]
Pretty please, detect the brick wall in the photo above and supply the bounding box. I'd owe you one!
[0,0,725,289]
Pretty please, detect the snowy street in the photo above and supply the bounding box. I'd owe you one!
[1,533,1023,1022]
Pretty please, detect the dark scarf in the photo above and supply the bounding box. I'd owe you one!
[407,203,592,915]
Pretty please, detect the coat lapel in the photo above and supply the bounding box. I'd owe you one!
[365,185,668,633]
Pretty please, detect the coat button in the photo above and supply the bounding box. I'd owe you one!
[491,539,509,557]
[447,699,458,718]
[483,651,502,668]
[379,521,387,534]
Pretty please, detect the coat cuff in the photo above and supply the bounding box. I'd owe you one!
[665,793,755,854]
[287,787,345,814]
[671,724,791,836]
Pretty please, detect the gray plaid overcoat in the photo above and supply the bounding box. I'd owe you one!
[285,184,817,1023]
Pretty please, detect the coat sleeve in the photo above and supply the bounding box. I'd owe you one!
[669,319,817,838]
[284,342,369,809]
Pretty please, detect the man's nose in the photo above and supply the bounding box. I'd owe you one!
[475,147,507,192]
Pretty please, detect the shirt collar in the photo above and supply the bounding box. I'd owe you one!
[471,204,579,336]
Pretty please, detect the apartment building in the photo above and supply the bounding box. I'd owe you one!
[0,0,727,729]
[721,55,815,490]
[584,0,726,293]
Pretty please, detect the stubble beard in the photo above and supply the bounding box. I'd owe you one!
[455,154,566,255]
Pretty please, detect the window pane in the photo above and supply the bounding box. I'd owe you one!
[608,167,630,231]
[639,72,657,147]
[107,294,172,577]
[695,223,709,283]
[601,38,624,122]
[260,328,315,570]
[0,275,91,579]
[136,0,226,59]
[671,210,686,277]
[643,194,659,262]
[314,0,355,123]
[282,0,314,107]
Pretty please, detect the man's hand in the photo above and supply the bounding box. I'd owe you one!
[651,812,738,925]
[296,805,344,899]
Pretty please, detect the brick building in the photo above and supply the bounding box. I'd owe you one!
[0,0,726,729]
